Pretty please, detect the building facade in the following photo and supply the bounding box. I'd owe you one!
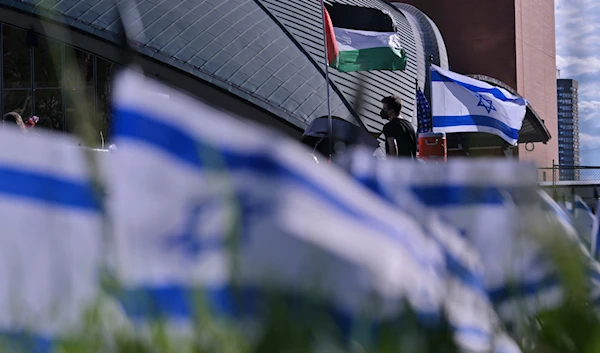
[393,0,558,168]
[557,78,580,180]
[0,0,454,147]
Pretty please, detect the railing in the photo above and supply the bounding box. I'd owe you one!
[537,165,600,208]
[538,165,600,185]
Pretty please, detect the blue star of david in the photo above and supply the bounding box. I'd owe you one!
[165,199,224,258]
[164,193,273,258]
[476,94,496,114]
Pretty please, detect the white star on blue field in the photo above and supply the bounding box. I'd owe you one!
[556,0,600,164]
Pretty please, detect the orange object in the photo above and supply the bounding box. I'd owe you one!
[418,132,447,162]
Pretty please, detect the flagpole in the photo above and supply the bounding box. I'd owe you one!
[319,0,334,161]
[415,78,419,133]
[426,55,434,117]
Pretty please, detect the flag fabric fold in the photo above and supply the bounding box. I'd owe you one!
[323,4,407,72]
[107,68,452,342]
[431,65,528,145]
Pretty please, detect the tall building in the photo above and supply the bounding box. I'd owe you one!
[557,79,580,180]
[393,0,558,168]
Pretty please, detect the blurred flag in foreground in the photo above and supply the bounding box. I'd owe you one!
[0,128,102,352]
[335,150,600,332]
[335,150,521,353]
[107,68,454,346]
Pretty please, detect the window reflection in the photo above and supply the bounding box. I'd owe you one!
[96,58,115,143]
[65,48,93,87]
[3,25,30,89]
[65,87,94,135]
[34,89,63,131]
[4,89,32,118]
[1,24,117,141]
[34,37,63,88]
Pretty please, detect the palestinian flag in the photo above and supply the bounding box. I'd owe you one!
[324,3,407,73]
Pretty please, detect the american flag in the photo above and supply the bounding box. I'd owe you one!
[416,88,432,134]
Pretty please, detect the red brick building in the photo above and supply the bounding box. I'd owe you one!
[395,0,558,168]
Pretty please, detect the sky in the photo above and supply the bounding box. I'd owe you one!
[555,0,600,164]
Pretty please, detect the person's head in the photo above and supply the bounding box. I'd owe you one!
[2,112,26,131]
[380,96,402,120]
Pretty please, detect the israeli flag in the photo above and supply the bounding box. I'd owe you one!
[431,65,528,145]
[335,149,521,353]
[107,68,450,340]
[334,151,564,330]
[0,128,103,351]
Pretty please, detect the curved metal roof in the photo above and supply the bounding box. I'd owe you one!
[393,3,448,79]
[0,0,440,135]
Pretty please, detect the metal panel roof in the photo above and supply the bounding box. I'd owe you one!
[259,0,422,134]
[1,0,432,133]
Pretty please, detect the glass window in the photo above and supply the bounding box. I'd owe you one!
[96,58,115,142]
[3,25,31,89]
[64,48,93,87]
[34,89,63,131]
[65,87,94,135]
[4,89,32,118]
[34,37,63,88]
[2,27,118,138]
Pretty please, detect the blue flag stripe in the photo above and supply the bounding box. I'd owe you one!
[115,284,494,340]
[0,166,98,211]
[487,274,560,304]
[113,108,440,270]
[431,71,527,105]
[411,185,517,207]
[0,331,53,353]
[575,199,590,212]
[433,115,519,140]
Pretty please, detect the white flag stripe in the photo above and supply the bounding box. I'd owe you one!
[333,28,401,51]
[430,65,526,104]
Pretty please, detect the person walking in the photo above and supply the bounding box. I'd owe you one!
[379,96,417,158]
